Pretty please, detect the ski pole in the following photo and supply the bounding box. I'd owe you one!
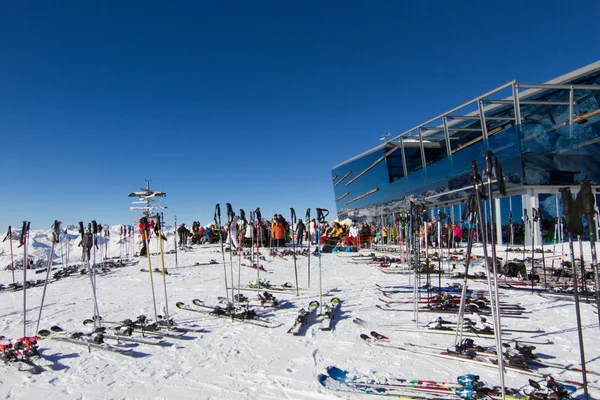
[226,203,235,304]
[306,208,311,288]
[141,217,159,323]
[559,187,589,399]
[255,207,262,292]
[35,220,61,334]
[20,221,30,338]
[249,210,256,295]
[535,208,547,290]
[503,211,512,274]
[483,151,508,400]
[238,208,245,302]
[215,204,229,304]
[291,208,299,296]
[454,194,478,346]
[578,180,600,326]
[316,208,329,311]
[156,213,170,327]
[4,226,15,284]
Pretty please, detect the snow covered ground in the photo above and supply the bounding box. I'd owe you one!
[1,226,599,399]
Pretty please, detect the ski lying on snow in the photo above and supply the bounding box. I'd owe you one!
[319,297,341,331]
[38,326,133,355]
[318,374,460,399]
[359,333,588,388]
[176,300,281,328]
[287,301,320,335]
[82,318,199,339]
[323,366,528,400]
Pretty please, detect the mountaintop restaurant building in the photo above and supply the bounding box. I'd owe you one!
[331,61,600,245]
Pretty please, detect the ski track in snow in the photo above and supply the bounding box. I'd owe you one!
[0,227,599,399]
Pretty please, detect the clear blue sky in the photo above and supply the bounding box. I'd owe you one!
[1,0,599,229]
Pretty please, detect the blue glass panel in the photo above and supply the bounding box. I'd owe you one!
[487,126,520,160]
[403,146,423,174]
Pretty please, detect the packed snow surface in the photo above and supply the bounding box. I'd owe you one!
[1,226,599,399]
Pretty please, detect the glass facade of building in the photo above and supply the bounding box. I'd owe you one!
[332,62,600,244]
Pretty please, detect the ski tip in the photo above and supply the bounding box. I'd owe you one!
[325,366,347,379]
[309,300,320,308]
[37,329,51,338]
[317,374,329,387]
[331,297,341,304]
[175,302,185,309]
[359,333,371,341]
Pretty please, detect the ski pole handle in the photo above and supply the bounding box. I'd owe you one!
[305,208,310,222]
[20,221,29,246]
[53,220,62,243]
[78,222,85,239]
[91,220,98,234]
[226,203,233,222]
[559,188,572,216]
[255,207,261,223]
[316,208,329,223]
[579,180,595,215]
[290,208,296,224]
[214,204,221,225]
[240,209,246,223]
[483,151,494,178]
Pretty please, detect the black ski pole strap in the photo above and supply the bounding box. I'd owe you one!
[155,214,162,234]
[494,154,506,196]
[461,194,477,223]
[226,203,234,223]
[577,180,596,216]
[214,204,221,226]
[2,226,10,242]
[316,208,329,223]
[52,220,62,243]
[470,160,488,200]
[255,207,261,224]
[19,221,29,246]
[290,208,296,224]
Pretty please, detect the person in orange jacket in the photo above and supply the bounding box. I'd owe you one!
[273,219,286,248]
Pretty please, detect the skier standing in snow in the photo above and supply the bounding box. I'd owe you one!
[273,218,286,248]
[295,219,306,246]
[177,223,190,249]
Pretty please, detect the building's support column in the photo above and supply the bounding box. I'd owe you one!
[495,197,503,246]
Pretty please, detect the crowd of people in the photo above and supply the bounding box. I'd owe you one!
[158,214,470,252]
